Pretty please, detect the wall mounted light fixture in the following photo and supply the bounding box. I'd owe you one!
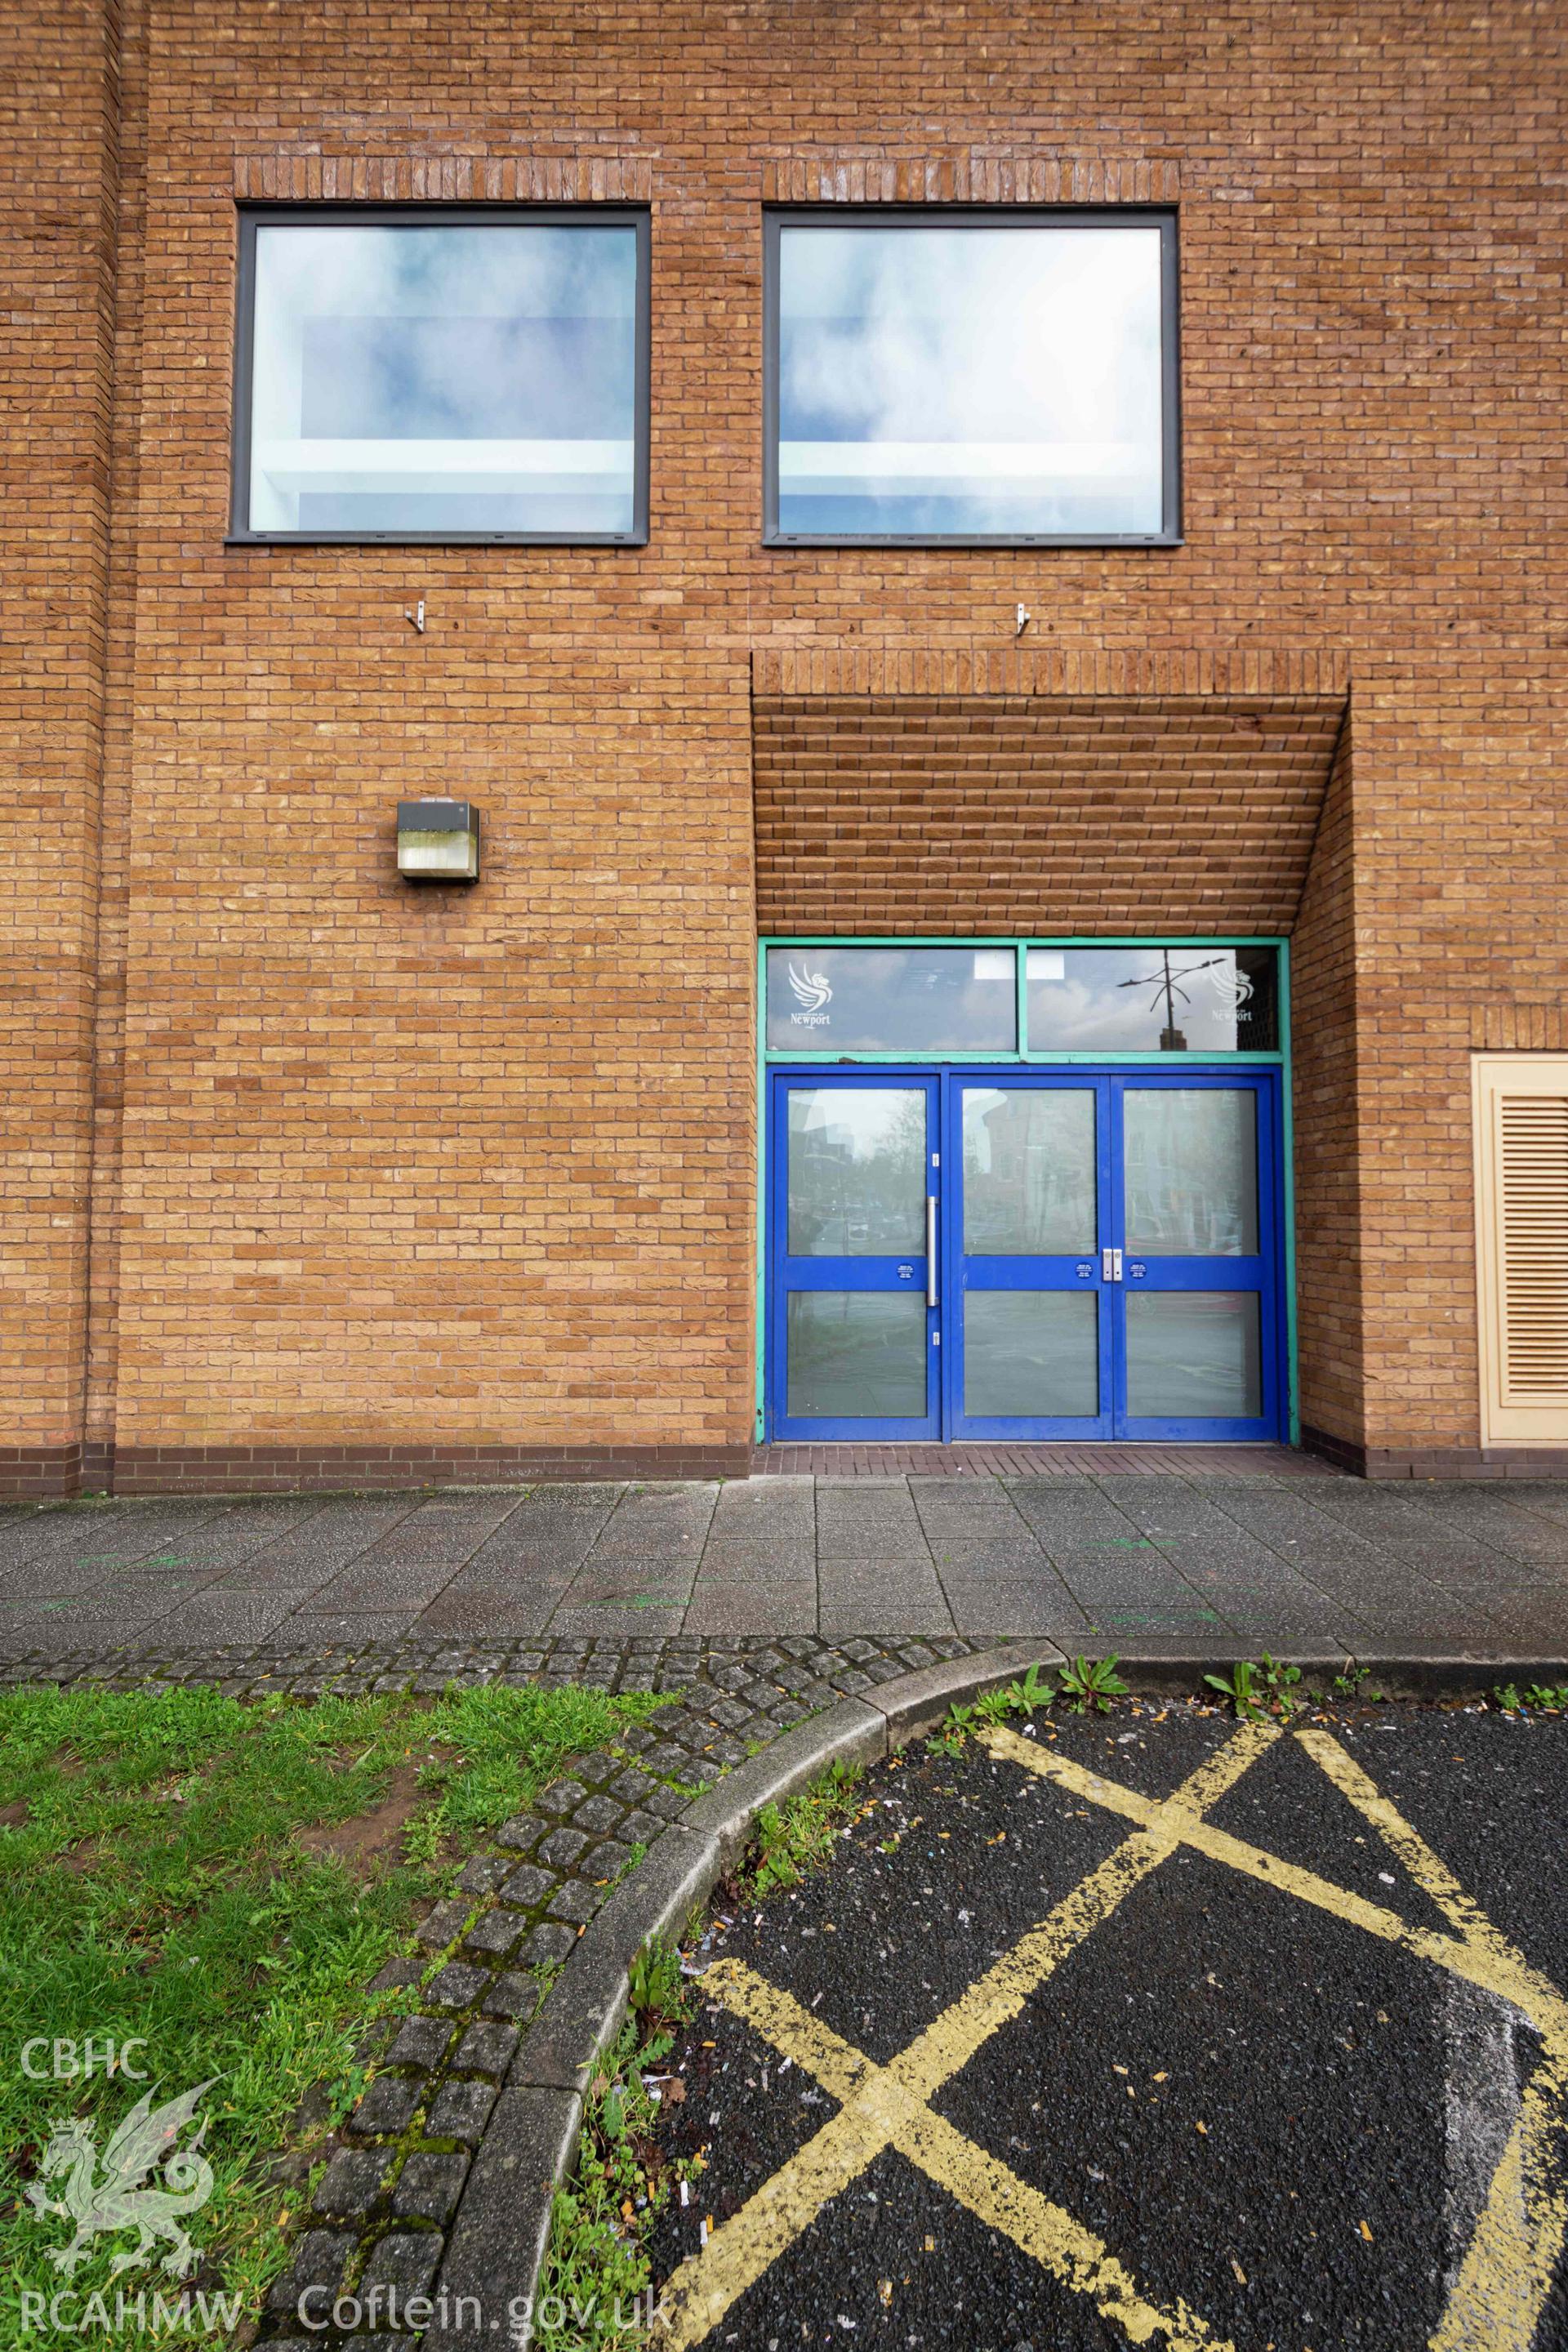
[397,798,480,881]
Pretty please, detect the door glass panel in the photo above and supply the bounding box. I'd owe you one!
[1125,1294,1262,1419]
[786,1089,925,1256]
[787,1294,927,1419]
[766,947,1016,1054]
[1124,1089,1258,1255]
[964,1293,1098,1418]
[1027,946,1280,1051]
[962,1087,1096,1254]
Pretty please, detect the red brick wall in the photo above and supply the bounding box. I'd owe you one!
[5,0,1565,1485]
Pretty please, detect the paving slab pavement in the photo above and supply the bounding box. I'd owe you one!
[6,1468,1568,1663]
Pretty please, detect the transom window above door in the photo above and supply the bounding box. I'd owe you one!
[764,210,1180,546]
[763,943,1281,1058]
[230,207,650,544]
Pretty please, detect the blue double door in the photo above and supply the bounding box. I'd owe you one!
[767,1067,1285,1443]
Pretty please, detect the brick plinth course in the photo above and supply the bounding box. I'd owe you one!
[3,2,1567,1500]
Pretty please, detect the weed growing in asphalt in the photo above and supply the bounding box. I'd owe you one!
[536,1959,701,2352]
[747,1758,863,1894]
[1331,1660,1388,1704]
[1494,1682,1568,1714]
[932,1663,1057,1756]
[929,1708,976,1760]
[1205,1656,1306,1722]
[1058,1655,1128,1715]
[628,1936,684,2037]
[1204,1661,1267,1720]
[0,1679,666,2341]
[986,1662,1056,1720]
[1255,1654,1303,1716]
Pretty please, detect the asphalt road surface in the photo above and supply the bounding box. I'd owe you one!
[648,1699,1568,2352]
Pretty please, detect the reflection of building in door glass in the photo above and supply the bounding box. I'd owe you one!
[786,1089,925,1256]
[1124,1090,1258,1257]
[961,1089,1097,1255]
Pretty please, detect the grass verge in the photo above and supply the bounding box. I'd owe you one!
[0,1679,667,2343]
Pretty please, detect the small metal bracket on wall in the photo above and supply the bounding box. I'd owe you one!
[405,599,425,633]
[1015,604,1031,637]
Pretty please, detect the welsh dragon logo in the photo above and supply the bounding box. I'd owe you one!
[25,2079,217,2279]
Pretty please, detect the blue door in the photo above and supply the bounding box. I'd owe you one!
[767,1067,1284,1443]
[1111,1073,1281,1441]
[947,1075,1115,1439]
[767,1072,940,1441]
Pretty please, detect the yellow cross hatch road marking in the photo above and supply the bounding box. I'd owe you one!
[652,1720,1568,2352]
[656,1722,1272,2350]
[1294,1726,1568,2352]
[991,1724,1568,2047]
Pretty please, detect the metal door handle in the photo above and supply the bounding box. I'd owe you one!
[1102,1247,1123,1283]
[927,1196,939,1307]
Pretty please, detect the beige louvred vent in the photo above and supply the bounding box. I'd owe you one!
[1473,1056,1568,1445]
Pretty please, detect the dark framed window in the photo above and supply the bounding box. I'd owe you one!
[763,208,1180,548]
[229,204,650,545]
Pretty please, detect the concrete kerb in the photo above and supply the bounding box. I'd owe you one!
[437,1640,1064,2333]
[1104,1645,1568,1697]
[425,1632,1566,2335]
[1346,1649,1568,1698]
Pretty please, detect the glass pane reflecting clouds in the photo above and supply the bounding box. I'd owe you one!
[765,947,1016,1054]
[248,224,639,532]
[777,225,1165,537]
[964,1292,1098,1418]
[786,1088,926,1256]
[1027,947,1279,1052]
[1124,1090,1258,1256]
[787,1294,927,1419]
[1125,1294,1262,1419]
[962,1088,1097,1254]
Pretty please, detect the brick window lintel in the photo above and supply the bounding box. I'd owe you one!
[232,154,653,203]
[760,155,1180,204]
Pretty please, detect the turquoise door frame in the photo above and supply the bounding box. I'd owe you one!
[755,936,1297,1447]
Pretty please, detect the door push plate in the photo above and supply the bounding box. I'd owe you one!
[1102,1247,1124,1283]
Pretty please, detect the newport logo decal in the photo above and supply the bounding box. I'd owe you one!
[1208,963,1255,1018]
[24,2079,217,2281]
[786,961,833,1027]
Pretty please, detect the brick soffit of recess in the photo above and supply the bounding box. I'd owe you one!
[750,648,1352,701]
